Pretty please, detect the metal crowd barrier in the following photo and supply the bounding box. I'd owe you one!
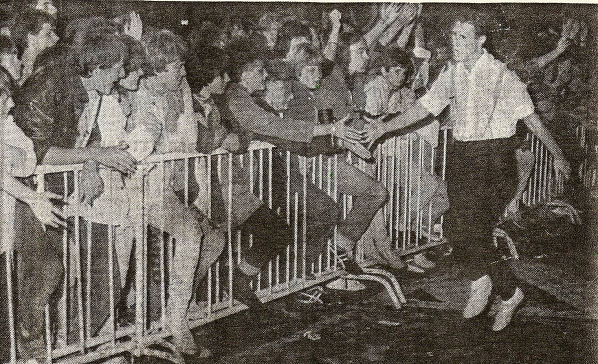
[2,126,563,364]
[521,133,565,207]
[577,125,598,192]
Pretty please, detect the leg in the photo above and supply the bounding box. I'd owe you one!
[335,160,389,249]
[13,201,63,359]
[153,188,223,355]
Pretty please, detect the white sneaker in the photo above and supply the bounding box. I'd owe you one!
[413,253,436,269]
[492,287,524,331]
[463,275,492,319]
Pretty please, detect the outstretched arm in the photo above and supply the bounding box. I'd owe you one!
[522,112,571,178]
[363,99,432,148]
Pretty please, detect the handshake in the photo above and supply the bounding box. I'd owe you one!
[324,111,386,160]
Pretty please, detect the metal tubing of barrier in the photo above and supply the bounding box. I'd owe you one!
[3,130,562,363]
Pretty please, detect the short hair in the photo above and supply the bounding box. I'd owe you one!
[142,28,187,73]
[10,9,55,57]
[372,47,414,79]
[64,17,118,46]
[185,46,230,92]
[257,12,282,32]
[0,4,15,32]
[0,35,17,55]
[226,38,263,83]
[75,31,127,77]
[0,66,16,98]
[274,20,311,58]
[451,8,489,37]
[292,43,322,76]
[336,32,364,71]
[120,35,152,76]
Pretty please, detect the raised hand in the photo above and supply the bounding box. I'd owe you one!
[379,3,401,25]
[329,9,342,28]
[124,11,143,40]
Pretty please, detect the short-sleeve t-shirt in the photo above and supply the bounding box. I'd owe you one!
[419,50,535,142]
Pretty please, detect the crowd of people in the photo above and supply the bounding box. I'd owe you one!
[0,1,582,363]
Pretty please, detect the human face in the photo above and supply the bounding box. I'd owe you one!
[450,21,485,64]
[286,36,310,60]
[242,60,267,92]
[91,61,125,95]
[265,80,293,112]
[28,23,59,54]
[348,42,369,74]
[207,72,230,95]
[0,51,21,81]
[156,61,186,91]
[298,65,321,90]
[119,69,143,91]
[383,65,407,88]
[35,0,57,17]
[0,93,15,118]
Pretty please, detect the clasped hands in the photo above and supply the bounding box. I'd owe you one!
[333,114,386,150]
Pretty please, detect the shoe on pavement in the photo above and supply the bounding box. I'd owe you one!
[413,253,436,269]
[374,241,405,270]
[406,263,425,273]
[166,301,199,356]
[233,267,262,310]
[492,287,524,331]
[463,275,492,319]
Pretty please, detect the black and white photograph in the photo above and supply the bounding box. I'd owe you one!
[0,1,596,363]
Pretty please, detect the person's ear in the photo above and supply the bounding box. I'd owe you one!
[477,35,487,48]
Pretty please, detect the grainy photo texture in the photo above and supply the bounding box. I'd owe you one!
[0,1,596,363]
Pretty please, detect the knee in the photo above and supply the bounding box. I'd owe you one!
[372,182,389,204]
[204,229,226,253]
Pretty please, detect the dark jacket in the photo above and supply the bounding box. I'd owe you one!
[224,83,315,144]
[14,55,88,162]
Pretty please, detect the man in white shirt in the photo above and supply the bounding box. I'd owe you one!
[363,10,570,331]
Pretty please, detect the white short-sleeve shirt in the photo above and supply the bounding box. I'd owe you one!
[419,50,535,141]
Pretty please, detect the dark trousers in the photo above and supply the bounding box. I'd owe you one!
[270,152,342,264]
[13,200,64,346]
[445,136,519,299]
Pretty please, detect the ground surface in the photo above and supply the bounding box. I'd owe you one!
[144,201,598,364]
[177,253,597,364]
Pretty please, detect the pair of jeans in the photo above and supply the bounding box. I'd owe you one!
[445,135,519,298]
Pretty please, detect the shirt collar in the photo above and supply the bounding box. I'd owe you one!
[454,48,491,76]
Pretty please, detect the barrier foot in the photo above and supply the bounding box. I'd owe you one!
[135,339,185,364]
[361,267,407,304]
[345,273,402,309]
